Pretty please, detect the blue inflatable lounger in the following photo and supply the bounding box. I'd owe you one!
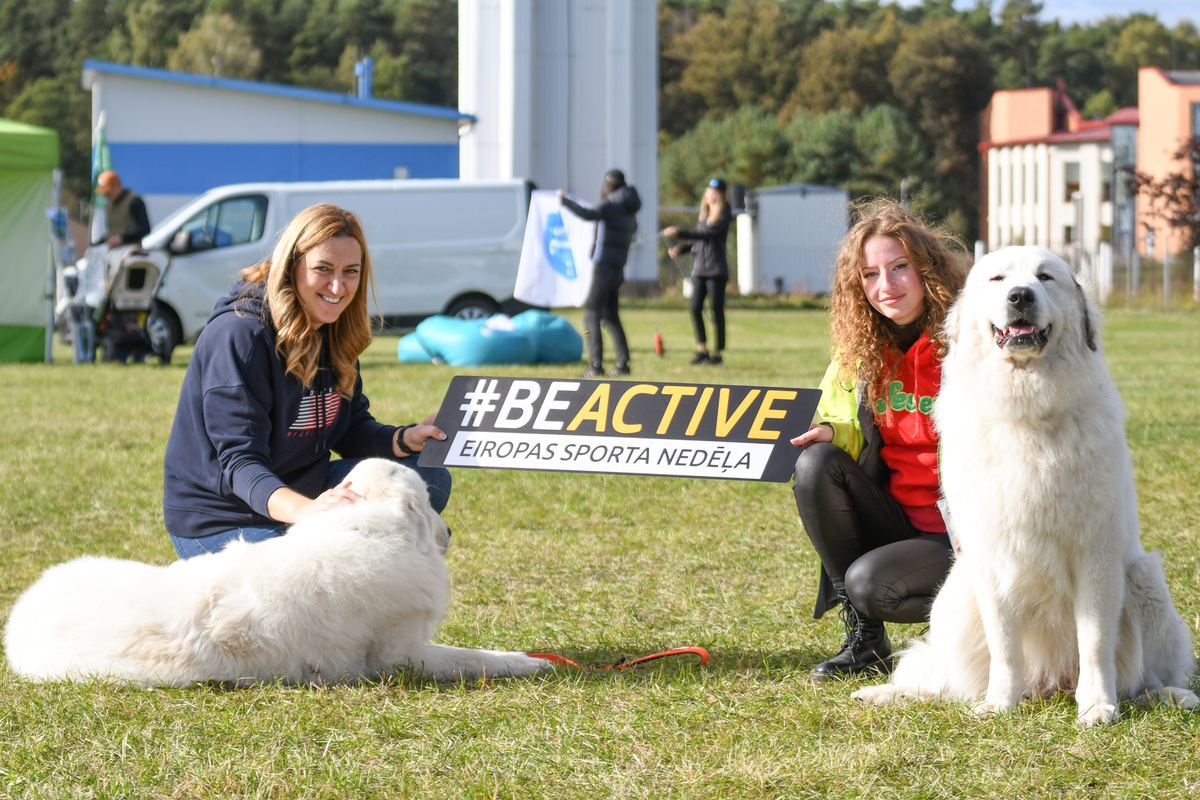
[398,310,583,367]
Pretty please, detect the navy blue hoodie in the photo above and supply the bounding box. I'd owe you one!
[163,283,397,538]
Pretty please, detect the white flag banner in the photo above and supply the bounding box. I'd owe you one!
[513,190,595,308]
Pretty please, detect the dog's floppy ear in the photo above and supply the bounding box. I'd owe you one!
[405,496,434,554]
[1070,274,1098,352]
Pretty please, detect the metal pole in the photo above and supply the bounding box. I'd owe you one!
[1163,238,1171,311]
[1193,245,1199,303]
[1144,228,1155,304]
[1131,245,1140,303]
[1071,191,1083,276]
[1126,239,1133,305]
[45,168,64,365]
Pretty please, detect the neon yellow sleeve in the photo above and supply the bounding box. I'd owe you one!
[814,361,865,461]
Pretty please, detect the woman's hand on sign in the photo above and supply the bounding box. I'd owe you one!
[790,423,834,448]
[556,189,565,199]
[397,413,446,456]
[663,226,679,238]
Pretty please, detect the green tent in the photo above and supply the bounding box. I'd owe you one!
[0,118,58,363]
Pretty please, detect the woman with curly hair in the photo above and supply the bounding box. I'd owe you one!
[162,203,451,559]
[791,200,965,682]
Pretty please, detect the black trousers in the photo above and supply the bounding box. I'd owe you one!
[583,262,630,367]
[689,277,726,352]
[792,442,952,624]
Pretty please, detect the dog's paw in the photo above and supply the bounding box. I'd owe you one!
[1139,686,1199,710]
[1077,702,1119,726]
[505,654,555,677]
[971,696,1020,717]
[1165,687,1200,710]
[471,652,555,679]
[851,685,897,705]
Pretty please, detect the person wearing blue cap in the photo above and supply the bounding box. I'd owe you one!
[664,178,731,365]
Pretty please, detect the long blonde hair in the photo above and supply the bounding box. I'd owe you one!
[829,199,965,413]
[239,204,373,399]
[701,186,727,226]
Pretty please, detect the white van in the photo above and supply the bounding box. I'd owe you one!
[137,179,533,351]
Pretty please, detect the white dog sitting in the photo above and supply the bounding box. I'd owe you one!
[852,246,1197,725]
[4,459,551,687]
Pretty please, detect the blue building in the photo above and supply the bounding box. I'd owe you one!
[82,60,473,225]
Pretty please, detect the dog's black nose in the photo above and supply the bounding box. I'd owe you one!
[1007,285,1036,311]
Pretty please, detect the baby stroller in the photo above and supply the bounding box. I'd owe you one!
[69,245,175,364]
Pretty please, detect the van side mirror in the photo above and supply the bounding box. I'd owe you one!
[169,230,191,255]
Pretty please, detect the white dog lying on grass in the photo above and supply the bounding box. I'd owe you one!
[4,459,551,687]
[852,246,1197,725]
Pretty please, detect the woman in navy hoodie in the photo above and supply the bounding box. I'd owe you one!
[162,203,451,559]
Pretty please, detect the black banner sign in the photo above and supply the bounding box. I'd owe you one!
[419,376,820,482]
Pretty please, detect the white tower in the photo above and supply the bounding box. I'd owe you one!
[459,0,658,282]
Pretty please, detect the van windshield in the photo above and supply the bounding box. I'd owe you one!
[177,195,268,251]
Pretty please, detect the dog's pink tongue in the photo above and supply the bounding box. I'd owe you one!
[1007,324,1034,335]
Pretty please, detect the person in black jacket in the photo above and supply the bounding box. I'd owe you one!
[664,178,731,366]
[557,169,642,377]
[162,203,450,559]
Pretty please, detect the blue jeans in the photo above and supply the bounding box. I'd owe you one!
[170,458,452,559]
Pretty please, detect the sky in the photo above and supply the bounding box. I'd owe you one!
[1036,0,1194,25]
[898,0,1197,26]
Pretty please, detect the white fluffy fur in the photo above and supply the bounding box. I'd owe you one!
[4,459,550,687]
[852,246,1197,725]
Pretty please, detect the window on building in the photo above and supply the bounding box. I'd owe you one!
[1192,104,1200,178]
[1102,177,1112,202]
[1101,225,1111,243]
[1064,162,1080,202]
[1064,225,1074,244]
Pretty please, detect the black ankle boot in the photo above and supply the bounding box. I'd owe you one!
[812,595,892,683]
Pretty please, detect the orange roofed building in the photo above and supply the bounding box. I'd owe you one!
[980,70,1200,265]
[979,84,1132,266]
[1137,68,1200,256]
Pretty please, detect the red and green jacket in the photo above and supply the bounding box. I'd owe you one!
[814,332,945,533]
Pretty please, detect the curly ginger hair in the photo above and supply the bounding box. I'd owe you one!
[829,199,966,413]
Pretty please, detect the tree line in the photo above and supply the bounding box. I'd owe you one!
[2,0,1197,239]
[0,0,456,200]
[660,0,1200,239]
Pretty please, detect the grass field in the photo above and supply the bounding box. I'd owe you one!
[2,305,1199,798]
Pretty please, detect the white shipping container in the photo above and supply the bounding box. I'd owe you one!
[737,184,848,296]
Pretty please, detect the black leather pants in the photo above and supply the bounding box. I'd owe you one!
[793,442,952,623]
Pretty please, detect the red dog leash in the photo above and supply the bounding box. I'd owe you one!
[528,646,710,670]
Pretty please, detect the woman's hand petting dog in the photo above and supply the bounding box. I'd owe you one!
[297,480,362,521]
